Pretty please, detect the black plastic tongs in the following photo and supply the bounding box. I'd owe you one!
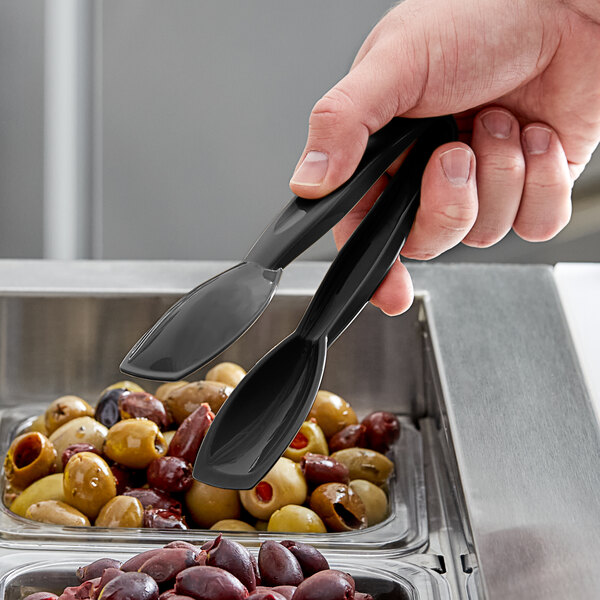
[192,117,457,489]
[120,117,454,382]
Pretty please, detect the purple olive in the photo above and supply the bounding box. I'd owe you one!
[168,404,214,464]
[355,593,375,600]
[254,587,296,600]
[62,444,101,470]
[23,594,59,600]
[121,548,163,572]
[279,540,329,577]
[143,508,188,529]
[159,593,195,600]
[57,579,96,600]
[76,557,121,582]
[94,568,123,598]
[328,425,367,453]
[119,393,170,429]
[95,571,159,600]
[205,534,256,591]
[147,457,193,493]
[361,411,400,453]
[292,570,355,600]
[139,548,201,584]
[246,592,286,600]
[175,566,249,600]
[258,541,303,587]
[123,488,182,513]
[110,465,131,495]
[300,453,349,487]
[164,541,200,551]
[95,389,129,428]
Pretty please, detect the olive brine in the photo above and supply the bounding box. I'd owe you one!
[22,536,376,600]
[3,362,400,533]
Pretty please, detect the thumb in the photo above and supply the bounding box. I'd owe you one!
[289,41,428,199]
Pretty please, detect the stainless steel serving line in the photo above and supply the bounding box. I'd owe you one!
[0,260,598,600]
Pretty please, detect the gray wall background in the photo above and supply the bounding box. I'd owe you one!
[1,0,599,262]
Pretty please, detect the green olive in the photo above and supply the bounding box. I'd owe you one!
[63,452,117,520]
[165,381,233,423]
[26,500,90,527]
[210,519,256,532]
[185,481,241,528]
[309,482,367,531]
[267,505,327,533]
[95,495,144,528]
[4,432,57,490]
[330,448,394,485]
[155,380,188,402]
[103,418,167,469]
[239,457,307,521]
[309,391,358,438]
[10,473,66,517]
[27,414,48,436]
[100,380,145,395]
[283,421,328,461]
[349,479,388,526]
[254,520,269,531]
[205,362,246,387]
[44,396,94,436]
[49,416,108,472]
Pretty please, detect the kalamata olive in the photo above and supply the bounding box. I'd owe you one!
[205,362,246,387]
[210,519,257,532]
[239,458,307,521]
[349,479,388,526]
[185,481,241,528]
[95,568,123,598]
[270,587,297,600]
[246,592,286,600]
[164,540,201,551]
[27,414,48,436]
[9,473,65,517]
[104,419,167,469]
[124,488,182,512]
[300,453,349,487]
[4,431,57,489]
[147,456,193,493]
[121,548,163,572]
[258,541,303,587]
[159,594,194,600]
[22,594,59,600]
[139,547,200,583]
[205,534,256,591]
[165,381,232,424]
[330,448,394,485]
[155,381,189,403]
[95,495,144,528]
[292,570,355,600]
[63,452,117,519]
[175,566,249,600]
[101,380,145,395]
[309,482,367,532]
[58,580,96,599]
[110,465,131,495]
[168,404,214,464]
[361,411,400,453]
[283,422,328,462]
[308,391,358,438]
[77,558,122,582]
[95,389,129,429]
[62,443,101,469]
[119,392,170,429]
[355,593,375,600]
[267,505,326,533]
[328,424,367,453]
[26,499,90,527]
[45,396,94,436]
[144,507,188,529]
[97,571,159,600]
[279,541,329,577]
[49,416,108,472]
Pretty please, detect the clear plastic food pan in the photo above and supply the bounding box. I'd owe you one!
[0,549,450,600]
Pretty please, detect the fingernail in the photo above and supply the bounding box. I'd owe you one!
[440,148,472,186]
[290,151,329,186]
[524,126,551,155]
[481,110,512,139]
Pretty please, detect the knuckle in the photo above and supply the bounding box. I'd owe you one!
[310,88,357,128]
[431,203,477,233]
[478,152,525,179]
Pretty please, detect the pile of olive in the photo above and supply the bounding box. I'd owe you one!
[22,536,375,600]
[2,361,400,533]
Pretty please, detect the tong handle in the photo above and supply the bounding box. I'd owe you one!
[296,116,457,344]
[245,118,432,271]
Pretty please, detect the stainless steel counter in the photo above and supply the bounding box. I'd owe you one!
[0,260,598,600]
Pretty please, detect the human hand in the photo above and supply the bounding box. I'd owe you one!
[289,0,600,314]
